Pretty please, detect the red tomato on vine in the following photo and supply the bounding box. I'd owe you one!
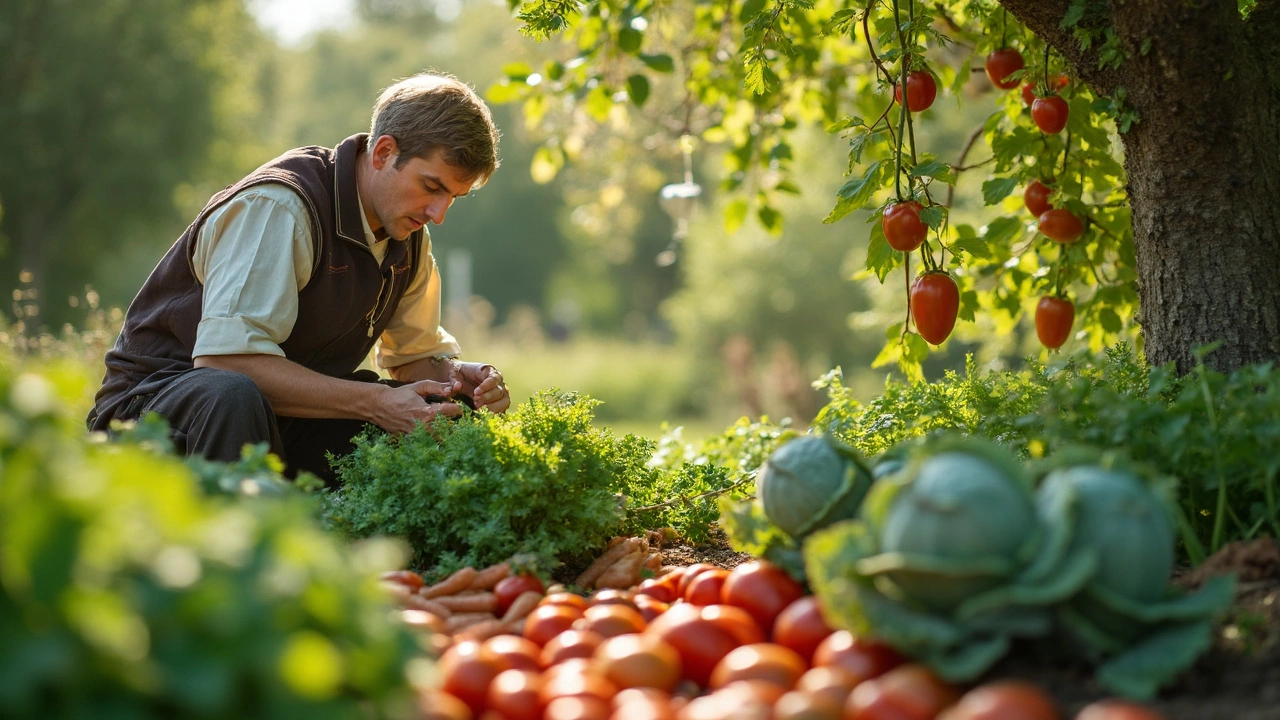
[1035,296,1075,349]
[893,71,937,113]
[985,49,1024,90]
[910,272,959,345]
[1038,208,1084,243]
[1023,180,1053,217]
[1031,96,1069,134]
[1021,82,1037,106]
[882,201,928,252]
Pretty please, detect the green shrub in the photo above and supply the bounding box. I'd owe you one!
[0,355,421,719]
[812,345,1280,562]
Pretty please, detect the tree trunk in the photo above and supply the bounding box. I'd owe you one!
[1002,0,1280,374]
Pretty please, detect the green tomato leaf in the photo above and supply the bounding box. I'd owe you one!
[617,27,643,54]
[758,204,783,234]
[502,62,535,80]
[910,160,956,185]
[919,205,945,230]
[639,53,675,73]
[485,82,525,104]
[625,74,650,106]
[982,176,1021,206]
[585,84,613,121]
[825,160,889,224]
[866,219,897,282]
[725,198,750,234]
[981,216,1026,247]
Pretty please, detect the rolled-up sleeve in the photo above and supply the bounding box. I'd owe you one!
[191,185,314,358]
[376,236,462,369]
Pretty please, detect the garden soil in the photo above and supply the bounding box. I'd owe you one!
[654,531,1280,720]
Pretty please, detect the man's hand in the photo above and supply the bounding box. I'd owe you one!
[372,378,465,433]
[451,362,511,413]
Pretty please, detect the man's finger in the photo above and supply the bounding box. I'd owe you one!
[431,401,464,418]
[411,378,460,397]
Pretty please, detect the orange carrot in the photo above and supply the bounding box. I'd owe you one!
[454,618,507,642]
[379,581,413,603]
[404,594,452,617]
[643,552,663,572]
[421,567,478,599]
[399,609,447,633]
[443,612,497,634]
[436,592,499,614]
[595,550,645,589]
[469,561,512,590]
[576,537,641,588]
[501,590,543,624]
[380,570,425,591]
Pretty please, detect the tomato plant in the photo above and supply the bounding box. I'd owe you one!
[1038,209,1085,244]
[882,201,929,253]
[721,560,805,634]
[772,595,834,664]
[937,681,1058,720]
[1024,180,1053,217]
[1035,296,1075,349]
[893,71,937,113]
[910,272,960,345]
[1031,96,1070,134]
[985,48,1024,90]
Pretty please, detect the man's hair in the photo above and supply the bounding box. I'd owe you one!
[369,72,500,186]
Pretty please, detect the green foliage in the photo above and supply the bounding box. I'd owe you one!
[497,0,1179,377]
[0,0,274,326]
[324,391,637,577]
[0,352,421,719]
[812,345,1280,562]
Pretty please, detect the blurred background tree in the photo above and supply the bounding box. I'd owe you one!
[0,0,1003,437]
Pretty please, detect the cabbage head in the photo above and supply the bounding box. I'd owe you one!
[757,434,872,539]
[1036,455,1235,699]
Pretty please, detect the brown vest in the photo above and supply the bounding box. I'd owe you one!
[88,134,422,431]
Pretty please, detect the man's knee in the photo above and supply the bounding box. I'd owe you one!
[194,368,270,415]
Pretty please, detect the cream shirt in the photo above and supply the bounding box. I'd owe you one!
[190,183,460,369]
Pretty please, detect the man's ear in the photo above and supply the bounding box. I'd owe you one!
[370,134,399,170]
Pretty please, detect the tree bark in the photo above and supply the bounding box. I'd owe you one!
[1001,0,1280,373]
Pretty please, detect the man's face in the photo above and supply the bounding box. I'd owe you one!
[365,139,473,241]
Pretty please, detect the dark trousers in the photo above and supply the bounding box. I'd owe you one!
[139,367,384,489]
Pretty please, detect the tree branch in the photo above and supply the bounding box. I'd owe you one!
[996,0,1122,95]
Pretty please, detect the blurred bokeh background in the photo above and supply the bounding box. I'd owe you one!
[0,0,1015,439]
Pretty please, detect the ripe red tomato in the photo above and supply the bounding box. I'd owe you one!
[525,604,585,646]
[1038,208,1084,243]
[893,71,937,113]
[985,48,1024,89]
[495,574,545,614]
[708,642,807,690]
[1075,700,1166,720]
[1031,95,1069,134]
[677,563,720,597]
[1054,72,1071,90]
[542,592,590,612]
[636,577,679,604]
[592,633,683,692]
[813,631,904,684]
[685,568,731,606]
[1021,82,1036,106]
[633,594,670,623]
[486,669,545,720]
[482,634,543,672]
[577,603,648,638]
[1023,180,1053,217]
[541,629,605,668]
[1035,296,1075,350]
[439,640,505,716]
[647,605,740,687]
[544,695,613,720]
[701,604,767,647]
[772,595,834,664]
[910,272,960,345]
[721,561,805,635]
[845,664,960,720]
[936,681,1058,720]
[882,201,928,252]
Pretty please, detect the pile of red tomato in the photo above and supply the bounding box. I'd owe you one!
[421,560,1163,720]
